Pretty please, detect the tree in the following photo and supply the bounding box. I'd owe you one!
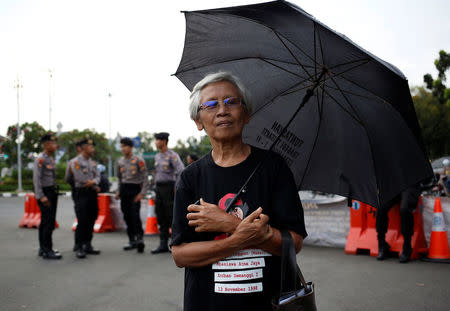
[173,135,212,164]
[423,50,450,107]
[412,86,450,159]
[57,129,117,164]
[135,131,156,153]
[2,122,47,166]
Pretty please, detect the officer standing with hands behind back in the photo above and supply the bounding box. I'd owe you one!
[151,132,185,254]
[115,137,149,253]
[65,137,101,259]
[33,133,61,260]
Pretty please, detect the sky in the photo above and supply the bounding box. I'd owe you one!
[0,0,449,147]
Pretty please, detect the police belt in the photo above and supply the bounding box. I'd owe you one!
[156,181,175,187]
[74,187,97,193]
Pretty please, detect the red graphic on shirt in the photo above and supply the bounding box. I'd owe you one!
[215,193,245,240]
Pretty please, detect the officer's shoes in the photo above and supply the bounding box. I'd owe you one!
[376,241,391,260]
[85,244,101,255]
[39,248,60,257]
[123,241,137,251]
[399,244,412,263]
[43,250,62,260]
[151,241,170,254]
[73,244,81,252]
[136,239,145,254]
[76,248,86,259]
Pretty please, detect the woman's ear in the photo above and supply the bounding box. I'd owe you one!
[194,118,204,131]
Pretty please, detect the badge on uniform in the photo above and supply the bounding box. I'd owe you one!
[139,161,145,167]
[131,158,137,164]
[46,165,53,170]
[75,161,80,170]
[38,158,44,168]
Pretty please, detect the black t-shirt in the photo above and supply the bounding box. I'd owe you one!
[172,146,307,311]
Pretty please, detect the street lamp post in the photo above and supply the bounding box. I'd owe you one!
[107,93,112,178]
[48,69,53,131]
[14,77,23,191]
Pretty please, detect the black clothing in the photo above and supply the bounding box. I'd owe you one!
[119,183,144,241]
[99,173,110,193]
[376,185,421,240]
[73,188,99,247]
[155,182,175,241]
[37,186,58,252]
[172,146,307,311]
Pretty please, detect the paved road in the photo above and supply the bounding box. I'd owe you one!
[1,197,449,311]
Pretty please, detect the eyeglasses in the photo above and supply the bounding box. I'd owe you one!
[199,97,243,112]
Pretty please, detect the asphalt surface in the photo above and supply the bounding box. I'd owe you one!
[1,197,449,311]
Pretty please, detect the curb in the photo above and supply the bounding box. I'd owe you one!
[0,192,72,198]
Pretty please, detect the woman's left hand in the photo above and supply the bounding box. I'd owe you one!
[187,198,240,233]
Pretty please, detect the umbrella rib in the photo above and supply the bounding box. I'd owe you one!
[314,22,318,78]
[272,30,314,80]
[324,83,381,103]
[321,88,363,126]
[336,74,392,106]
[326,77,382,207]
[174,56,313,76]
[251,78,315,117]
[316,22,326,69]
[328,58,372,71]
[260,59,309,80]
[298,84,325,189]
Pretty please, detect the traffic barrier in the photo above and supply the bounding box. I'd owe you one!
[93,193,116,233]
[345,201,378,256]
[345,196,428,259]
[145,198,159,235]
[19,193,34,227]
[423,197,450,263]
[20,193,59,229]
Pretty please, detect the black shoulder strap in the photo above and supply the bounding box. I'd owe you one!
[280,230,309,296]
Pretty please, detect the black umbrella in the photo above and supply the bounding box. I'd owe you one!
[174,0,433,208]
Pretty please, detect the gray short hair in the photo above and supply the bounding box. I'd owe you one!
[189,72,253,120]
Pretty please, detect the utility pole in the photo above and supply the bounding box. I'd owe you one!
[107,93,112,178]
[48,69,53,131]
[14,77,23,191]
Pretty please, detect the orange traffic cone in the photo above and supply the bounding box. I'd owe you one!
[423,197,450,263]
[145,198,159,235]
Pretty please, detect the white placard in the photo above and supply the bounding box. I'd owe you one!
[212,258,265,270]
[214,282,263,294]
[214,268,263,282]
[227,249,272,259]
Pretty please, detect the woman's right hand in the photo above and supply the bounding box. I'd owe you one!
[231,207,273,249]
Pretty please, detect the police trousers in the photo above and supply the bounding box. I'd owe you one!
[73,188,99,247]
[120,183,144,241]
[155,182,175,241]
[37,186,58,252]
[376,186,421,241]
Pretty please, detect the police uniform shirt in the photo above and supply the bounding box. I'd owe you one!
[116,155,149,195]
[66,154,100,188]
[33,152,56,199]
[154,149,185,184]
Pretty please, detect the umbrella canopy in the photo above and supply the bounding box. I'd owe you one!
[174,0,433,208]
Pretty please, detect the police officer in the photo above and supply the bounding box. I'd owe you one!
[115,137,149,253]
[65,137,101,259]
[151,132,185,254]
[66,140,83,251]
[376,184,421,263]
[33,134,61,260]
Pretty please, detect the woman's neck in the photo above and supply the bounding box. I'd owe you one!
[211,138,251,167]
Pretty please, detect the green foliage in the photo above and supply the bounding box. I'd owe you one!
[135,131,156,153]
[423,50,450,107]
[412,87,450,159]
[2,121,47,166]
[57,129,118,164]
[172,135,212,164]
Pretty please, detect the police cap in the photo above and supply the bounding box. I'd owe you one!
[120,137,134,147]
[154,132,169,141]
[40,133,56,143]
[78,137,96,146]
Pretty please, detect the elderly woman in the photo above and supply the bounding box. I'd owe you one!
[171,72,307,311]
